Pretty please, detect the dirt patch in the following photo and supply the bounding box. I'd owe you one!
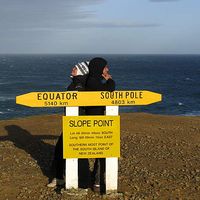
[0,113,200,199]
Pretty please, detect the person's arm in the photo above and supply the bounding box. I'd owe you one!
[87,78,115,92]
[67,76,86,91]
[101,71,115,91]
[102,78,115,92]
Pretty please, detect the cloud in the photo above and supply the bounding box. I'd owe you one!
[0,0,104,30]
[67,21,161,29]
[0,0,160,32]
[150,0,180,2]
[4,21,160,32]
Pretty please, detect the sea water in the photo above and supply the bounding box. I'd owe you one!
[0,54,199,120]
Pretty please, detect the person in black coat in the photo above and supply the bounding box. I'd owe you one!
[47,61,91,188]
[85,57,115,194]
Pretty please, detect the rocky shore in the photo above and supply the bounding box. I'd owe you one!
[0,113,200,200]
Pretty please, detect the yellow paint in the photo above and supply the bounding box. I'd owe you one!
[16,90,162,107]
[63,116,120,158]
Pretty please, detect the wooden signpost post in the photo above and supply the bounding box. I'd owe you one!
[16,90,162,193]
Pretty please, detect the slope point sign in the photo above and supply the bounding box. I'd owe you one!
[63,115,120,159]
[16,90,162,107]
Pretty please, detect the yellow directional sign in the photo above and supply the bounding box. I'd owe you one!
[63,116,120,158]
[16,90,162,107]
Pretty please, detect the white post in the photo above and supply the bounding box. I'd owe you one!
[105,106,119,192]
[65,107,79,189]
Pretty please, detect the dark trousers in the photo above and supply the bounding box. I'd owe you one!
[54,133,91,188]
[91,158,106,194]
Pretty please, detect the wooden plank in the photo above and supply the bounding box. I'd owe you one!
[105,106,119,192]
[65,107,79,189]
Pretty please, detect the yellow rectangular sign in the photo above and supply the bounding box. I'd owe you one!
[63,116,120,158]
[16,90,162,107]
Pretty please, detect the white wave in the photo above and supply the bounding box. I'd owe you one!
[0,82,12,85]
[183,111,200,116]
[0,97,15,101]
[0,111,4,114]
[185,77,192,81]
[178,102,183,106]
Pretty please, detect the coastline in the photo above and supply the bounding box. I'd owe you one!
[0,113,200,199]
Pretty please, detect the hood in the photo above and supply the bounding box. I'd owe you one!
[88,57,107,78]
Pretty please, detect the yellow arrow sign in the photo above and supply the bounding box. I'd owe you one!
[16,90,162,107]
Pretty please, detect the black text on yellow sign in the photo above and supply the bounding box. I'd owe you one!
[16,90,162,107]
[63,116,120,159]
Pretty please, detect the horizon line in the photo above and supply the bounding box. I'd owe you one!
[0,53,200,56]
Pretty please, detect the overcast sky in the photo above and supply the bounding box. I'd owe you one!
[0,0,199,54]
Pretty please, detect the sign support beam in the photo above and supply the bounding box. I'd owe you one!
[65,106,79,190]
[106,106,119,192]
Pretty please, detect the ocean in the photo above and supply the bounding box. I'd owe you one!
[0,54,200,120]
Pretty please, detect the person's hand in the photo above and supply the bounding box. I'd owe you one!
[102,72,112,80]
[102,65,112,80]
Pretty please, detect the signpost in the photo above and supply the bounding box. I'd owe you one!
[16,90,162,193]
[16,90,161,107]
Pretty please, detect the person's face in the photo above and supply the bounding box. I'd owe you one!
[103,65,109,75]
[71,67,77,76]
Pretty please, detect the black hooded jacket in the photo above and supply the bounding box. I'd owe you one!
[67,75,87,91]
[67,75,88,115]
[85,57,115,115]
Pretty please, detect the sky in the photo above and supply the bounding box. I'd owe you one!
[0,0,199,54]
